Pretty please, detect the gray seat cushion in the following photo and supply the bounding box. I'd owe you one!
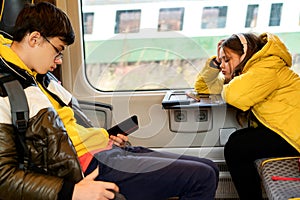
[256,157,300,200]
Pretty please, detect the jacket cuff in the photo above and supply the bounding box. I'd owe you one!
[57,181,75,200]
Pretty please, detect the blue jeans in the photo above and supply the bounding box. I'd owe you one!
[85,146,219,200]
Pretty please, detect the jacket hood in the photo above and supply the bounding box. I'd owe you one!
[243,32,292,72]
[0,35,36,76]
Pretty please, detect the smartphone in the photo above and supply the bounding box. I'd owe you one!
[107,115,139,136]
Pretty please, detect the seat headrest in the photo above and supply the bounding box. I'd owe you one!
[0,0,32,38]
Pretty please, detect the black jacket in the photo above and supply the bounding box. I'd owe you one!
[0,58,84,200]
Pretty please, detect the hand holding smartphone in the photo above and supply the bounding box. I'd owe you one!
[107,115,139,136]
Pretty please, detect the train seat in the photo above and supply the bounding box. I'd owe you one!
[0,0,32,37]
[256,157,300,200]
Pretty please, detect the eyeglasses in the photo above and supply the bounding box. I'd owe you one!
[43,36,63,61]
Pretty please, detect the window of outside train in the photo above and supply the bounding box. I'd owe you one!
[201,6,227,29]
[83,12,94,34]
[158,7,184,31]
[245,4,258,28]
[82,2,208,92]
[115,9,141,33]
[269,3,282,26]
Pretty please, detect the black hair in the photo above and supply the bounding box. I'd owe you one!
[12,1,75,45]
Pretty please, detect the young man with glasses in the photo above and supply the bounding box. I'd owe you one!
[0,2,219,200]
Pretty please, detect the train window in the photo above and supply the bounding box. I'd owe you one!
[115,9,141,33]
[201,6,227,29]
[81,0,300,92]
[82,12,94,34]
[158,7,184,31]
[82,2,204,92]
[269,3,282,26]
[245,4,258,28]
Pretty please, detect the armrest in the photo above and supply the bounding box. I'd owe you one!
[72,98,113,129]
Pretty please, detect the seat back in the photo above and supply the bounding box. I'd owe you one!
[0,0,32,38]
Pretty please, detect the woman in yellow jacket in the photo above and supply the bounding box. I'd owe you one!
[194,32,300,200]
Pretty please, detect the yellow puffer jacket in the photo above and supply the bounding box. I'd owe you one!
[194,56,225,94]
[195,32,300,152]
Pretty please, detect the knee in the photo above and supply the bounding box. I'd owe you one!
[198,166,219,196]
[207,165,218,185]
[194,164,218,188]
[205,159,219,180]
[211,160,219,175]
[197,158,219,178]
[224,139,239,163]
[224,131,243,160]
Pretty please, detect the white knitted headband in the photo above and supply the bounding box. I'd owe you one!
[236,33,247,62]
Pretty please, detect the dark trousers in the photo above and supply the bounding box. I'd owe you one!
[224,126,299,200]
[85,146,219,200]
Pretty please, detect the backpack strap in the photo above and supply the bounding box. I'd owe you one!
[2,79,30,169]
[0,58,30,170]
[0,58,29,132]
[3,80,29,132]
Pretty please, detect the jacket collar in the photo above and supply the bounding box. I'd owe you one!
[0,35,37,77]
